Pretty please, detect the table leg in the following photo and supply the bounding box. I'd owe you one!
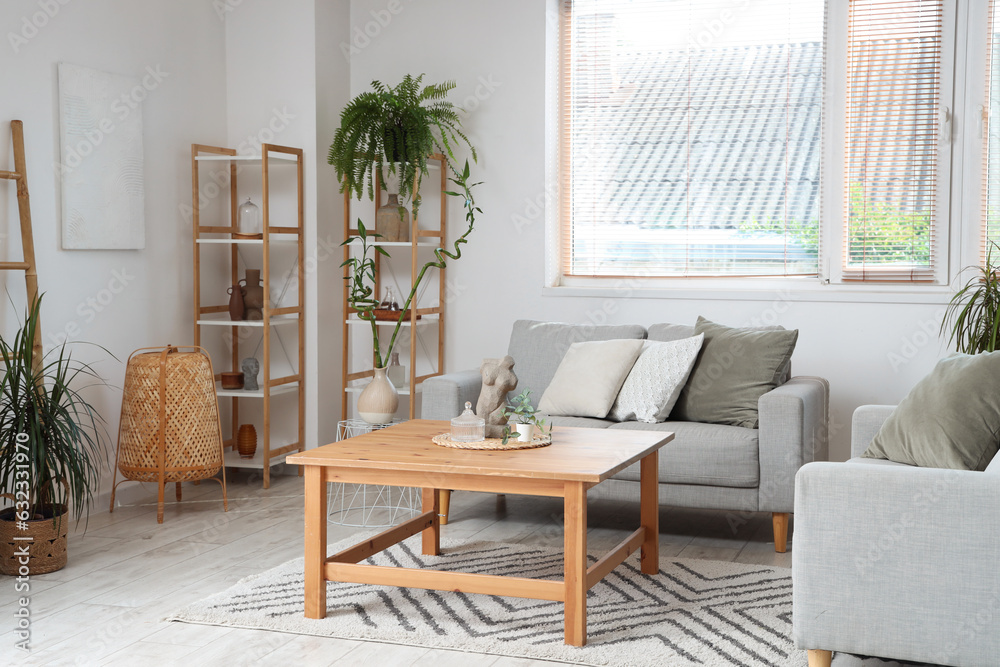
[422,487,440,556]
[564,481,587,646]
[304,466,327,618]
[640,450,659,575]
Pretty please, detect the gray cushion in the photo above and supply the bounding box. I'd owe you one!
[673,317,798,428]
[608,420,759,487]
[506,320,647,408]
[863,352,1000,471]
[650,321,791,383]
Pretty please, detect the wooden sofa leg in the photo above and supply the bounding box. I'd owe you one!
[439,489,451,525]
[772,512,789,553]
[808,649,832,667]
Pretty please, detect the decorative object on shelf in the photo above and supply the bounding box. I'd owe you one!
[0,296,110,575]
[111,345,228,524]
[386,351,406,388]
[328,73,477,219]
[242,357,260,391]
[451,401,485,442]
[235,197,262,239]
[227,281,246,321]
[237,424,257,459]
[379,286,400,311]
[357,367,399,423]
[243,269,264,320]
[477,356,518,439]
[432,431,551,451]
[376,193,411,242]
[374,308,420,321]
[502,389,551,444]
[221,372,244,390]
[942,240,1000,353]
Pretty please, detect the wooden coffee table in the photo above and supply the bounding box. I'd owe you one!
[285,419,673,646]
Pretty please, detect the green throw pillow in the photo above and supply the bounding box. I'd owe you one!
[863,353,1000,471]
[672,317,798,429]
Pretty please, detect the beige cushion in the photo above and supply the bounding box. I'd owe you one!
[538,339,644,418]
[608,334,705,423]
[672,317,798,428]
[863,353,1000,471]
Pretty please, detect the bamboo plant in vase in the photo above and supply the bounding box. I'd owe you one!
[332,74,481,423]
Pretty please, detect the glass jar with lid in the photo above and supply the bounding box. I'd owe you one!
[235,197,262,239]
[451,401,485,442]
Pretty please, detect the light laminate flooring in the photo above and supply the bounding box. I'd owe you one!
[2,471,791,666]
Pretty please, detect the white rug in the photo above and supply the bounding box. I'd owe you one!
[171,533,804,666]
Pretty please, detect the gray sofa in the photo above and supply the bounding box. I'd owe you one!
[793,405,1000,666]
[422,320,829,552]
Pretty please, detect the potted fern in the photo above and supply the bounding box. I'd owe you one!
[0,297,109,575]
[332,74,481,422]
[941,241,1000,353]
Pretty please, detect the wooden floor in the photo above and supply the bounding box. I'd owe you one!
[1,471,791,666]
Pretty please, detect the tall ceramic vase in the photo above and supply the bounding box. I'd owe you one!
[358,367,399,424]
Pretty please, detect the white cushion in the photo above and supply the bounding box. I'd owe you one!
[538,339,644,418]
[608,334,705,424]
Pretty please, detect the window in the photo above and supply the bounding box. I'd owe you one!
[843,0,943,281]
[560,0,826,278]
[556,0,964,286]
[984,0,1000,257]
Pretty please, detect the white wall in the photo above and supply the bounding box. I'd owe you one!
[0,1,229,503]
[348,0,954,461]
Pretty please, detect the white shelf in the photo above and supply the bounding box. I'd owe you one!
[216,381,299,398]
[196,154,298,163]
[196,237,298,246]
[344,240,440,248]
[345,383,421,396]
[198,314,300,327]
[346,314,439,327]
[223,447,296,470]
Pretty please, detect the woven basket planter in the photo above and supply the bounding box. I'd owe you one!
[0,505,67,576]
[110,346,228,523]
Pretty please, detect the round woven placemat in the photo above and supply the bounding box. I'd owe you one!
[431,433,552,451]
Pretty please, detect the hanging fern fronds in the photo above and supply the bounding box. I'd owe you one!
[328,73,477,218]
[941,241,1000,354]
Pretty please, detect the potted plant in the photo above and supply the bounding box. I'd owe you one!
[501,389,552,444]
[941,241,1000,353]
[0,297,109,575]
[332,73,481,422]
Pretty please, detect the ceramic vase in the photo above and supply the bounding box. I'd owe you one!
[243,269,264,320]
[237,424,257,459]
[515,423,535,443]
[358,367,399,423]
[376,194,411,242]
[227,282,245,320]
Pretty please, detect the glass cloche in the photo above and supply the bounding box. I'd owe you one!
[237,197,262,238]
[451,401,485,442]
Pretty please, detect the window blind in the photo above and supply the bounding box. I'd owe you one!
[560,0,826,279]
[843,0,942,282]
[984,0,1000,260]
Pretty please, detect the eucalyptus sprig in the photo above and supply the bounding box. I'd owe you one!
[941,241,1000,354]
[500,389,551,444]
[342,161,482,369]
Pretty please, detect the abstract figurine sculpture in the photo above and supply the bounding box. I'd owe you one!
[242,357,260,391]
[477,355,518,439]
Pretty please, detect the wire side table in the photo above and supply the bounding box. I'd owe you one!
[327,419,419,527]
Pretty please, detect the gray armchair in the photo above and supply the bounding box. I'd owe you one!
[792,405,1000,666]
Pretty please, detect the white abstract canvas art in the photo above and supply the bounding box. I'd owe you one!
[58,63,145,249]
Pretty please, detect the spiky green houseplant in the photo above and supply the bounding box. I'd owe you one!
[328,73,477,217]
[941,241,1000,353]
[0,297,108,547]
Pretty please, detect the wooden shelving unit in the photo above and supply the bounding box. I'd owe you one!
[341,154,448,420]
[191,143,305,488]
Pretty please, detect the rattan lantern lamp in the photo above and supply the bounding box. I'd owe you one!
[110,346,228,523]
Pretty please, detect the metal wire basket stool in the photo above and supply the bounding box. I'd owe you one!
[110,345,228,523]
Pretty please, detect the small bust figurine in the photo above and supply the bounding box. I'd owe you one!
[242,357,260,391]
[477,355,518,439]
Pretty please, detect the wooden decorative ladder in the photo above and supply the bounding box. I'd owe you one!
[1,120,42,371]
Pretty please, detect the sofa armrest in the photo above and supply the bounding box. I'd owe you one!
[851,404,896,458]
[792,461,1000,665]
[420,370,483,420]
[756,376,829,513]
